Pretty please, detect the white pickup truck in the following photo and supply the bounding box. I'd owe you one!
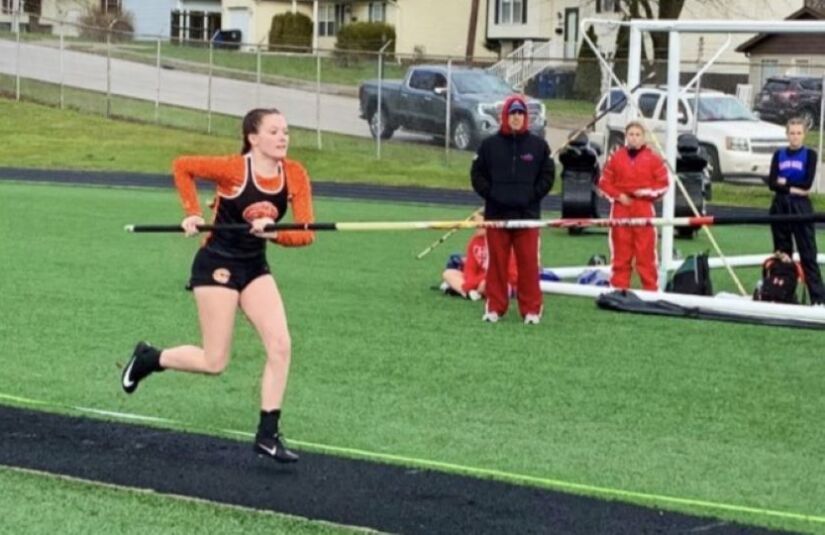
[592,87,788,182]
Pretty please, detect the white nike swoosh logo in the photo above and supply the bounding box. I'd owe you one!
[258,443,278,456]
[122,359,135,388]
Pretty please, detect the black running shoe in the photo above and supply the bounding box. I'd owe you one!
[254,433,299,463]
[121,341,159,394]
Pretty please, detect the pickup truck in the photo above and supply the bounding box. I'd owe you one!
[358,64,546,150]
[592,87,787,182]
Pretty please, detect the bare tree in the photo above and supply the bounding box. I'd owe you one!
[588,0,783,68]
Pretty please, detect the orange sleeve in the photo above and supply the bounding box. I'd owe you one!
[172,155,245,216]
[274,160,315,247]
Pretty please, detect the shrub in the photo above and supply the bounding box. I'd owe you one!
[268,12,312,51]
[334,22,395,65]
[78,6,134,42]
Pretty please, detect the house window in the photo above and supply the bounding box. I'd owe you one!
[100,0,120,13]
[2,0,14,13]
[794,58,810,75]
[369,2,385,23]
[760,59,779,89]
[170,10,219,42]
[596,0,621,13]
[496,0,527,24]
[24,0,41,14]
[189,11,204,41]
[319,3,347,36]
[318,4,334,36]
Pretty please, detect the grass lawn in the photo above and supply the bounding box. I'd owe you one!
[0,96,473,189]
[0,467,360,534]
[114,42,410,88]
[0,179,824,533]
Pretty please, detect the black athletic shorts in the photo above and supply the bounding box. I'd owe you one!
[187,247,271,292]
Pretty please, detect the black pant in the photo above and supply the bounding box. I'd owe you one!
[770,194,825,303]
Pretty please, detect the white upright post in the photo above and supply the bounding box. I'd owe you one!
[817,73,825,193]
[660,30,681,290]
[627,27,642,88]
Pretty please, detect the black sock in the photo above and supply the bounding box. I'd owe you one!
[132,344,164,381]
[258,409,281,437]
[145,346,164,373]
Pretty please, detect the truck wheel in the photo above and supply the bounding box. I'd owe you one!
[699,143,723,183]
[452,118,477,151]
[368,107,395,140]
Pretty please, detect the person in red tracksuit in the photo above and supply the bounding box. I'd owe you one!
[598,120,669,291]
[441,218,519,300]
[471,95,555,324]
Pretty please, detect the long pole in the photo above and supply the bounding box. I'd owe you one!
[125,212,825,234]
[414,72,658,260]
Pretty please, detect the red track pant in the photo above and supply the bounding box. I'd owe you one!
[609,200,658,291]
[485,228,542,317]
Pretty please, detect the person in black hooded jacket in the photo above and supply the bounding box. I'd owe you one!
[471,95,555,324]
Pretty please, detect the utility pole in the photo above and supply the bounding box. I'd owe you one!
[466,0,480,61]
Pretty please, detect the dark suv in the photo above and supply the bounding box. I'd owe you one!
[754,76,822,128]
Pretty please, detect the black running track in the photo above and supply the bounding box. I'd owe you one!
[0,405,794,535]
[0,168,797,533]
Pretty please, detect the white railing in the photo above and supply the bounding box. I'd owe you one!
[487,40,562,89]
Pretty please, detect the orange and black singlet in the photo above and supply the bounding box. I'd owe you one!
[172,153,315,259]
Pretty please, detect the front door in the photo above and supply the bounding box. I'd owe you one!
[226,7,250,45]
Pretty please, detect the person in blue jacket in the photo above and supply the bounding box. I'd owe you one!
[768,117,825,305]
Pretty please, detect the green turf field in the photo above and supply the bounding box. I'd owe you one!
[0,178,823,533]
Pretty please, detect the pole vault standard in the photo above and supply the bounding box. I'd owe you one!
[582,18,825,289]
[125,213,825,233]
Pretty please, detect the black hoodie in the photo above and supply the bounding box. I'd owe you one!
[470,96,555,220]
